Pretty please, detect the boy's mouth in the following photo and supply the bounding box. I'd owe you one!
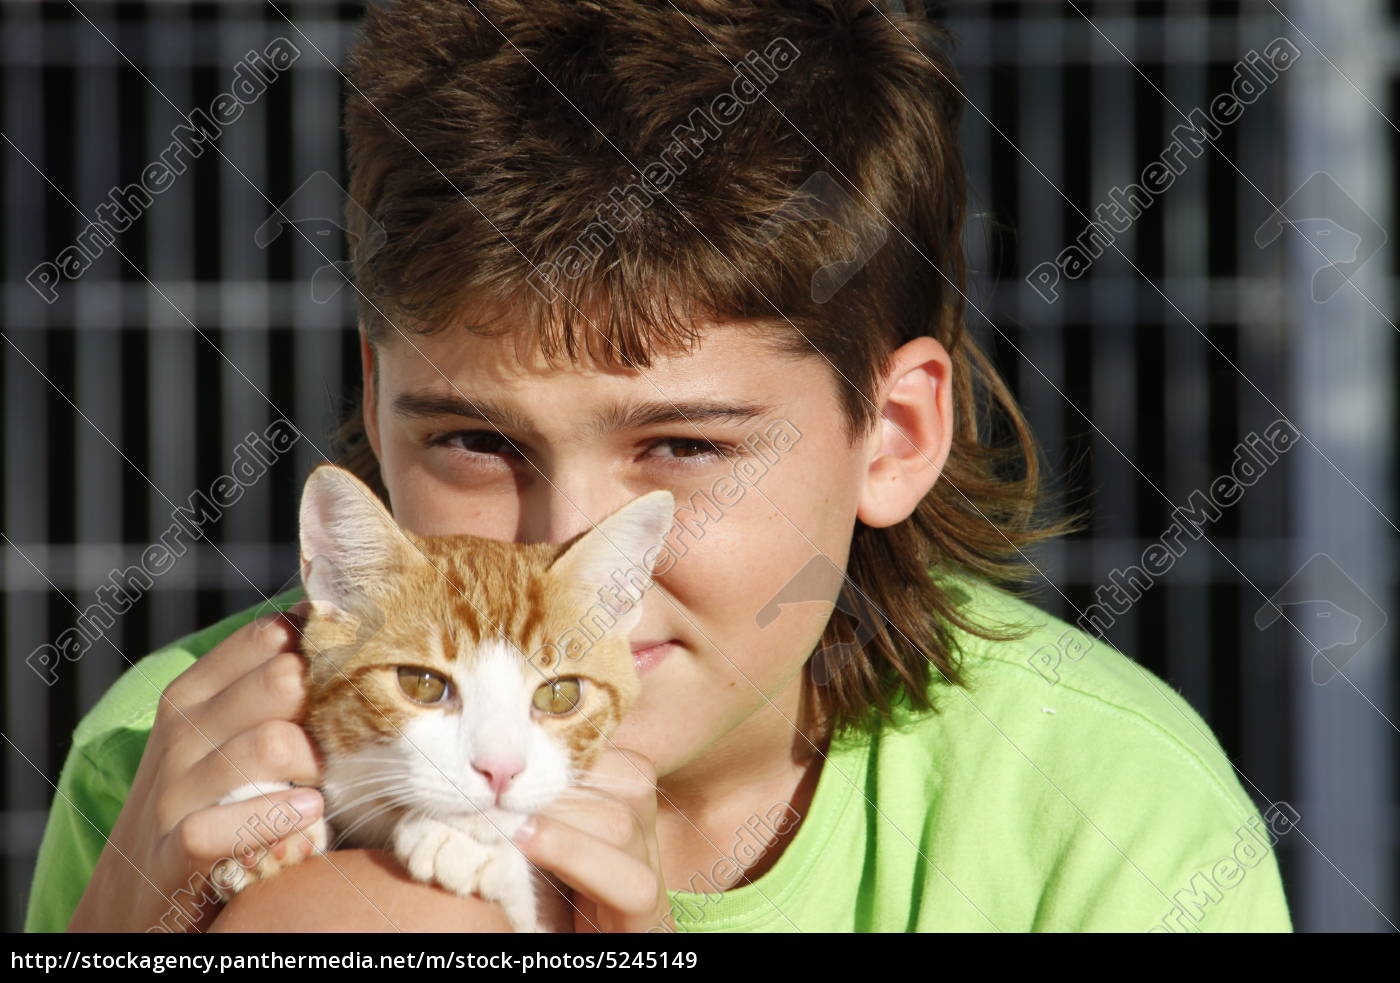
[630,639,677,675]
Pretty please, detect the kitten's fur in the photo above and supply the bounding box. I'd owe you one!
[213,463,674,932]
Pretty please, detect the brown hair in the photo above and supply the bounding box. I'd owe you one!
[334,0,1080,739]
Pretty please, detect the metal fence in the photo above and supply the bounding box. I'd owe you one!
[2,0,1394,933]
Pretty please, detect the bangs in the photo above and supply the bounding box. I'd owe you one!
[352,162,888,377]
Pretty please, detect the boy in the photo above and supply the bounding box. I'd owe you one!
[29,0,1292,932]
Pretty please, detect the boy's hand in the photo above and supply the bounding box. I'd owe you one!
[69,603,325,933]
[511,747,675,933]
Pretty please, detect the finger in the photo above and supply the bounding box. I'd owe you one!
[186,648,309,751]
[563,748,662,867]
[162,719,323,828]
[162,608,307,709]
[577,748,658,815]
[514,815,663,921]
[171,785,324,867]
[540,791,645,852]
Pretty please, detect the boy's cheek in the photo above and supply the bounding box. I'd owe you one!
[617,658,788,765]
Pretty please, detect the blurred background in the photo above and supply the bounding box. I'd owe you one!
[1,0,1394,932]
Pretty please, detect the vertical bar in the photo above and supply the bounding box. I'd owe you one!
[147,2,199,647]
[219,5,273,603]
[1235,2,1290,809]
[1014,6,1068,600]
[75,5,125,720]
[1087,8,1138,655]
[4,0,52,934]
[292,13,343,512]
[1161,2,1212,717]
[1284,0,1395,933]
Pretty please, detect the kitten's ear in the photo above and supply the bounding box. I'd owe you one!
[299,463,412,617]
[547,490,675,637]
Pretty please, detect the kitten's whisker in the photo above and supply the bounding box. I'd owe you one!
[327,775,419,795]
[325,796,417,827]
[327,755,412,769]
[562,784,644,800]
[553,788,628,808]
[324,789,419,826]
[327,784,420,806]
[329,808,409,851]
[565,778,638,795]
[556,783,620,798]
[325,778,408,796]
[330,797,417,849]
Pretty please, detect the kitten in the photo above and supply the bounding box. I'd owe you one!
[212,462,674,933]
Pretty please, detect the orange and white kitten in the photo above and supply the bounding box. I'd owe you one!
[214,463,674,933]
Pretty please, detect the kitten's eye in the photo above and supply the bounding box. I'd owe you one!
[532,678,583,715]
[397,667,450,704]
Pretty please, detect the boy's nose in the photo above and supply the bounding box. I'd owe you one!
[473,756,524,799]
[521,484,618,546]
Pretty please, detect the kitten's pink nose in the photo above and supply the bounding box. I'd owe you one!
[473,757,524,799]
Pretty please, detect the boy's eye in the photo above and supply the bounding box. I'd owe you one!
[434,429,517,459]
[645,438,729,463]
[397,666,451,704]
[532,677,583,715]
[428,430,731,466]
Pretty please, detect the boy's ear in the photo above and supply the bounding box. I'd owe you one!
[856,336,953,529]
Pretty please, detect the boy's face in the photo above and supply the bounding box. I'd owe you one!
[361,312,947,779]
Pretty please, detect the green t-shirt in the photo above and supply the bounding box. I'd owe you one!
[25,576,1293,933]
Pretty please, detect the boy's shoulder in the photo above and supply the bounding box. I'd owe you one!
[851,576,1292,931]
[71,587,306,758]
[914,576,1261,818]
[864,574,1287,860]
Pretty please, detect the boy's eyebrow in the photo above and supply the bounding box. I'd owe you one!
[392,391,775,437]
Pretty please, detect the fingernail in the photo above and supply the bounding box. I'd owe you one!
[288,789,322,819]
[286,600,311,623]
[512,817,536,844]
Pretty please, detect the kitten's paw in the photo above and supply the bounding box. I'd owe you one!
[212,782,327,902]
[210,816,329,901]
[392,814,492,898]
[392,816,544,931]
[478,849,541,933]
